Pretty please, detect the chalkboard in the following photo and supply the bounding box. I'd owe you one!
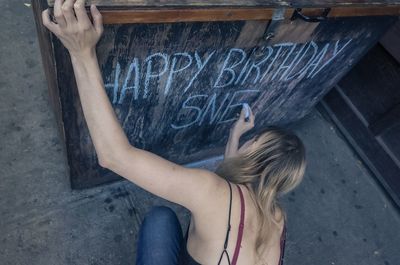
[32,0,398,188]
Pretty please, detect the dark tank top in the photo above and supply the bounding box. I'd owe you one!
[178,180,287,265]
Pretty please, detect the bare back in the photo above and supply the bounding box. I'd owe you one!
[186,179,286,265]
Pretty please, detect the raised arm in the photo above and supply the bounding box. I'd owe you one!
[224,130,241,159]
[41,0,222,212]
[224,105,255,160]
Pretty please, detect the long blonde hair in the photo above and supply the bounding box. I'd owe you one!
[215,126,306,254]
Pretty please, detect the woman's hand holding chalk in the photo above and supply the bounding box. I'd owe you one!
[231,103,255,137]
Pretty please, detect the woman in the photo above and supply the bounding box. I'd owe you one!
[42,1,306,264]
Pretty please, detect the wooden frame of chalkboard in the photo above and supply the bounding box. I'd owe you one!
[82,7,400,24]
[46,0,400,8]
[33,0,400,189]
[44,4,400,24]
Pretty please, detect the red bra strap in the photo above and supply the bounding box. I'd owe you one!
[232,185,245,265]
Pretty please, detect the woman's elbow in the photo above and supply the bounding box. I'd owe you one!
[97,144,132,169]
[98,153,112,168]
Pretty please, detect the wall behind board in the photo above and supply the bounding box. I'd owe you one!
[51,17,397,188]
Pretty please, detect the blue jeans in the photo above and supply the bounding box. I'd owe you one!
[136,206,183,265]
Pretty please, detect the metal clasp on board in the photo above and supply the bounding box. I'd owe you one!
[262,8,286,42]
[291,8,331,23]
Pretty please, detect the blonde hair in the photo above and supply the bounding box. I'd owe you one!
[215,126,306,255]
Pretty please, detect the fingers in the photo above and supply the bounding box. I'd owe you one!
[62,0,77,25]
[54,0,92,29]
[42,9,60,35]
[53,0,66,28]
[239,106,246,118]
[74,0,91,28]
[243,104,255,126]
[243,103,254,121]
[250,113,255,126]
[250,107,255,123]
[249,111,255,126]
[90,4,104,35]
[236,108,245,121]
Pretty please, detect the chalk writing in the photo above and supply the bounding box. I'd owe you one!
[183,51,216,93]
[165,52,193,96]
[214,48,247,88]
[144,53,169,99]
[171,89,260,129]
[119,58,140,104]
[103,39,353,130]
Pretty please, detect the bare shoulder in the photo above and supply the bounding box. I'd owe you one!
[188,170,229,214]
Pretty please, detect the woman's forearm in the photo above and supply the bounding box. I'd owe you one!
[70,49,130,164]
[224,131,240,159]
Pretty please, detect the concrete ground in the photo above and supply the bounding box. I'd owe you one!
[1,1,400,265]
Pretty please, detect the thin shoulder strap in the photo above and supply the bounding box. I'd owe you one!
[278,221,287,265]
[231,185,245,265]
[217,179,233,265]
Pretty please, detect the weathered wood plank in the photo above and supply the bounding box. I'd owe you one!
[47,0,400,8]
[380,122,400,169]
[369,104,400,136]
[328,6,400,16]
[338,44,400,126]
[319,43,400,208]
[100,8,277,24]
[319,89,400,208]
[32,0,67,146]
[45,6,400,24]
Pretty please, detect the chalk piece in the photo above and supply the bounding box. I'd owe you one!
[243,103,250,122]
